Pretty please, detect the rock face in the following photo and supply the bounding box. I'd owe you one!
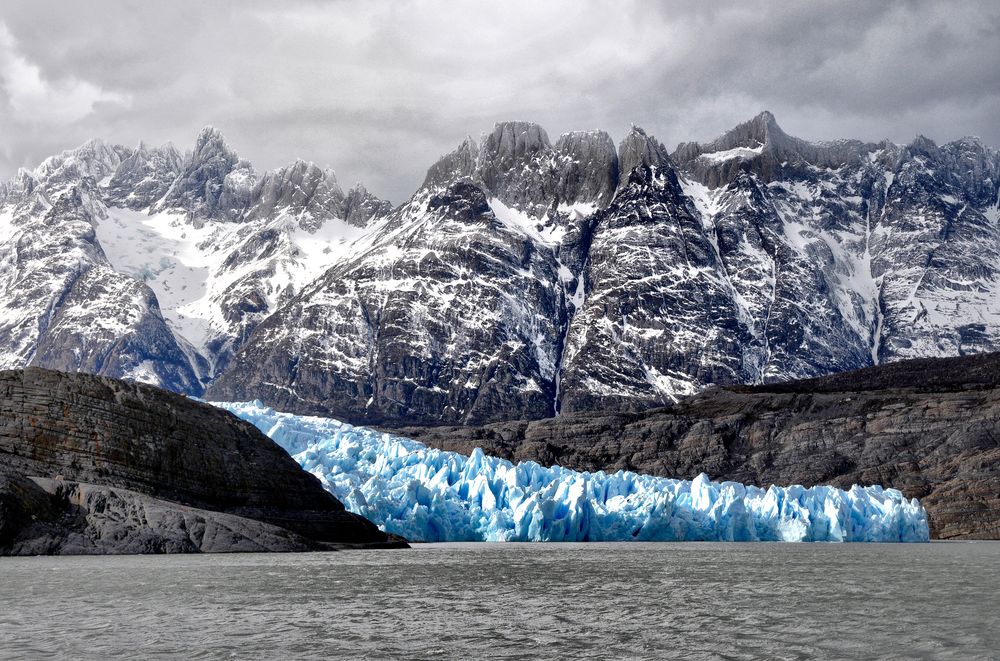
[208,115,1000,426]
[398,352,1000,540]
[208,180,568,425]
[0,367,397,554]
[2,115,1000,427]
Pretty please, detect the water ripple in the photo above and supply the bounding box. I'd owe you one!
[0,542,997,660]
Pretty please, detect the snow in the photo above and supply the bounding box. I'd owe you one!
[0,209,16,245]
[698,145,765,164]
[93,206,382,361]
[556,201,598,220]
[488,198,566,246]
[986,190,1000,224]
[216,400,931,543]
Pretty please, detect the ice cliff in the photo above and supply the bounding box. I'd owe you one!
[217,401,930,543]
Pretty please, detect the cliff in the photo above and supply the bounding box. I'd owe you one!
[0,368,400,554]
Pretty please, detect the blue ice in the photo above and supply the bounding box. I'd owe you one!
[216,401,930,543]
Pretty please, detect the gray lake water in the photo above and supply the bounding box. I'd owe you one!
[1,542,998,660]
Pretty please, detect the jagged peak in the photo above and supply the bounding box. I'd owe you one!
[618,125,672,180]
[755,109,777,125]
[709,110,785,152]
[128,139,180,161]
[555,129,616,153]
[422,135,480,190]
[14,167,36,184]
[908,134,939,153]
[196,125,226,142]
[626,124,650,139]
[281,158,324,176]
[949,135,986,151]
[481,121,551,159]
[31,138,124,183]
[673,111,888,182]
[192,125,237,163]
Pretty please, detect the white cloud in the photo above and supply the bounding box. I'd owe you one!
[0,22,130,124]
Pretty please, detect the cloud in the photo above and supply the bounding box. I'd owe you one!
[0,23,130,125]
[0,0,998,202]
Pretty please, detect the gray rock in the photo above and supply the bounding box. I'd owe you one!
[245,160,345,226]
[105,142,183,209]
[208,181,567,426]
[2,477,320,554]
[0,367,398,554]
[155,126,255,220]
[553,130,619,208]
[341,183,394,227]
[422,137,479,190]
[617,125,672,183]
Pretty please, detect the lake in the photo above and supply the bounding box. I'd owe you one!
[1,542,997,659]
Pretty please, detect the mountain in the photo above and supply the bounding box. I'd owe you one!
[0,368,399,554]
[0,128,393,394]
[398,351,1000,540]
[207,122,620,424]
[208,115,1000,425]
[2,114,999,426]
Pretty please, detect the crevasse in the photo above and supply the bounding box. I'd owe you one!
[216,401,930,543]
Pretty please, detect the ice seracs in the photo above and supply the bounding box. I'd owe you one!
[217,400,930,543]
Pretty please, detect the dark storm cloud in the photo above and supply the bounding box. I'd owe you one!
[1,0,997,202]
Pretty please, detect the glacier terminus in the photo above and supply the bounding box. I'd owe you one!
[217,400,930,543]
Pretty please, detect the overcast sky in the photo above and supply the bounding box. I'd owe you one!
[1,0,998,202]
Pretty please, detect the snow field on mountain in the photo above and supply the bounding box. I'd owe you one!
[217,400,930,543]
[94,205,382,355]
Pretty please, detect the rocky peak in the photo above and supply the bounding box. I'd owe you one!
[422,123,620,219]
[480,121,551,163]
[617,126,672,185]
[155,126,253,220]
[422,136,479,190]
[32,139,126,191]
[341,183,393,228]
[552,130,619,207]
[476,121,553,200]
[1,169,38,203]
[105,141,183,209]
[192,126,238,167]
[675,111,882,187]
[245,159,345,224]
[906,134,940,160]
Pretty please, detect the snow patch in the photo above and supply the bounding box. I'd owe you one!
[93,206,383,360]
[698,145,764,164]
[488,198,565,246]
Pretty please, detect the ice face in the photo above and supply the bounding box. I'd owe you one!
[216,401,930,543]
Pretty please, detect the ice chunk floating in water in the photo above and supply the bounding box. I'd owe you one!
[217,401,930,543]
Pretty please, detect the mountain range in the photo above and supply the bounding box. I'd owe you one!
[1,112,998,426]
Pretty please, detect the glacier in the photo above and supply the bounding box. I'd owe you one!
[216,401,930,543]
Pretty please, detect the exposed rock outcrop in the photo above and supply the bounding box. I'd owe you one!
[0,367,400,554]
